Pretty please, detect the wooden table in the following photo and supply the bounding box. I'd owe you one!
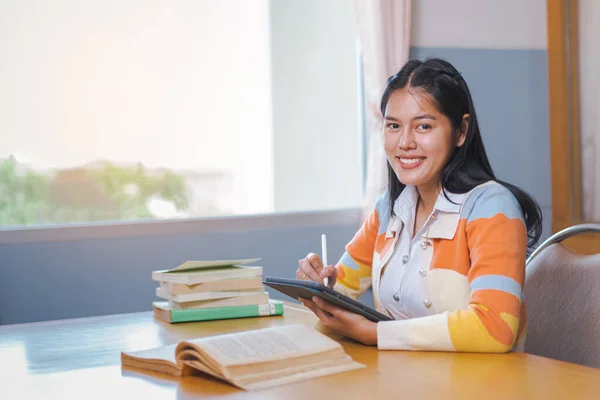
[1,302,599,399]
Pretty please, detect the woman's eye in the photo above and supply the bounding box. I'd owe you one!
[416,124,432,131]
[387,123,400,129]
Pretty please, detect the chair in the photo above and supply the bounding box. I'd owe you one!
[524,224,600,368]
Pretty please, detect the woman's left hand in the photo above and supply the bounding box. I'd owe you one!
[300,296,378,346]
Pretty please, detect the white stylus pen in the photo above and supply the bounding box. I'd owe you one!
[321,234,328,287]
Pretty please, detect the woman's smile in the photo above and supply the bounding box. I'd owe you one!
[396,156,426,170]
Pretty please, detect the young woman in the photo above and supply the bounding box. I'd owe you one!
[296,58,542,353]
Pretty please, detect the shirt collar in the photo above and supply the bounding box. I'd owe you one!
[393,185,467,216]
[433,190,467,213]
[387,186,468,238]
[392,185,418,217]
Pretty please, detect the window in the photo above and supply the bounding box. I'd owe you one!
[0,0,362,227]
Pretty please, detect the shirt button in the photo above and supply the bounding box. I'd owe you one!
[402,255,409,265]
[393,293,400,301]
[423,298,432,308]
[419,268,427,277]
[420,240,430,250]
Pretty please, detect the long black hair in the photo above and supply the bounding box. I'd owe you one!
[380,58,542,249]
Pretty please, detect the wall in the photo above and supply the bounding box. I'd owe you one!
[410,0,552,241]
[579,0,600,221]
[270,0,363,212]
[0,211,364,325]
[411,0,547,50]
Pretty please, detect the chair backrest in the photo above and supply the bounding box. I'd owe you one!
[524,224,600,368]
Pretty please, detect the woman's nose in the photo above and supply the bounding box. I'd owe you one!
[398,129,416,150]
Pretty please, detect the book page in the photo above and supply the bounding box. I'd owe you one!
[121,344,181,376]
[166,258,261,273]
[163,277,263,294]
[239,360,365,391]
[156,287,263,302]
[169,292,269,310]
[183,324,341,367]
[186,355,364,391]
[123,343,178,364]
[152,266,263,285]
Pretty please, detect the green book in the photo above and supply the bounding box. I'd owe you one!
[153,299,284,324]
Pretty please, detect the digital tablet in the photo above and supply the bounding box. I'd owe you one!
[263,276,392,322]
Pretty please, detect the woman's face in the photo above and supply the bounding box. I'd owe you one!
[383,88,467,191]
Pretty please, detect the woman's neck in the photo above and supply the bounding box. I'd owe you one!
[416,181,441,214]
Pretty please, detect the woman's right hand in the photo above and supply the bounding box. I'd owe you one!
[296,253,338,288]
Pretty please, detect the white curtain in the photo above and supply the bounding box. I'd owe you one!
[354,0,412,218]
[579,0,600,221]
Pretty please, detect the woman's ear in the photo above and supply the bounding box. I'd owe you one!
[456,114,469,147]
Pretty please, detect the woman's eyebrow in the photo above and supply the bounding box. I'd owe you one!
[413,114,436,121]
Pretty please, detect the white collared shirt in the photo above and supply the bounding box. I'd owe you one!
[379,185,463,320]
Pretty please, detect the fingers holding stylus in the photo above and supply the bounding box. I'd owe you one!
[297,253,324,283]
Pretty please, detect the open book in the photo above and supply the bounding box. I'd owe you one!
[120,324,364,391]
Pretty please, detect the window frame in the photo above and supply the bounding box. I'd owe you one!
[0,208,362,244]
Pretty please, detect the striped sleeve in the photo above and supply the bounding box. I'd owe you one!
[331,192,387,300]
[377,185,528,353]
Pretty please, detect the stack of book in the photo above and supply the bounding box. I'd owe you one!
[151,258,283,323]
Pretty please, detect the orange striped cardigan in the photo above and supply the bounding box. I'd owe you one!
[333,181,528,352]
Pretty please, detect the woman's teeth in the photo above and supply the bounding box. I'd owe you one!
[399,157,424,164]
